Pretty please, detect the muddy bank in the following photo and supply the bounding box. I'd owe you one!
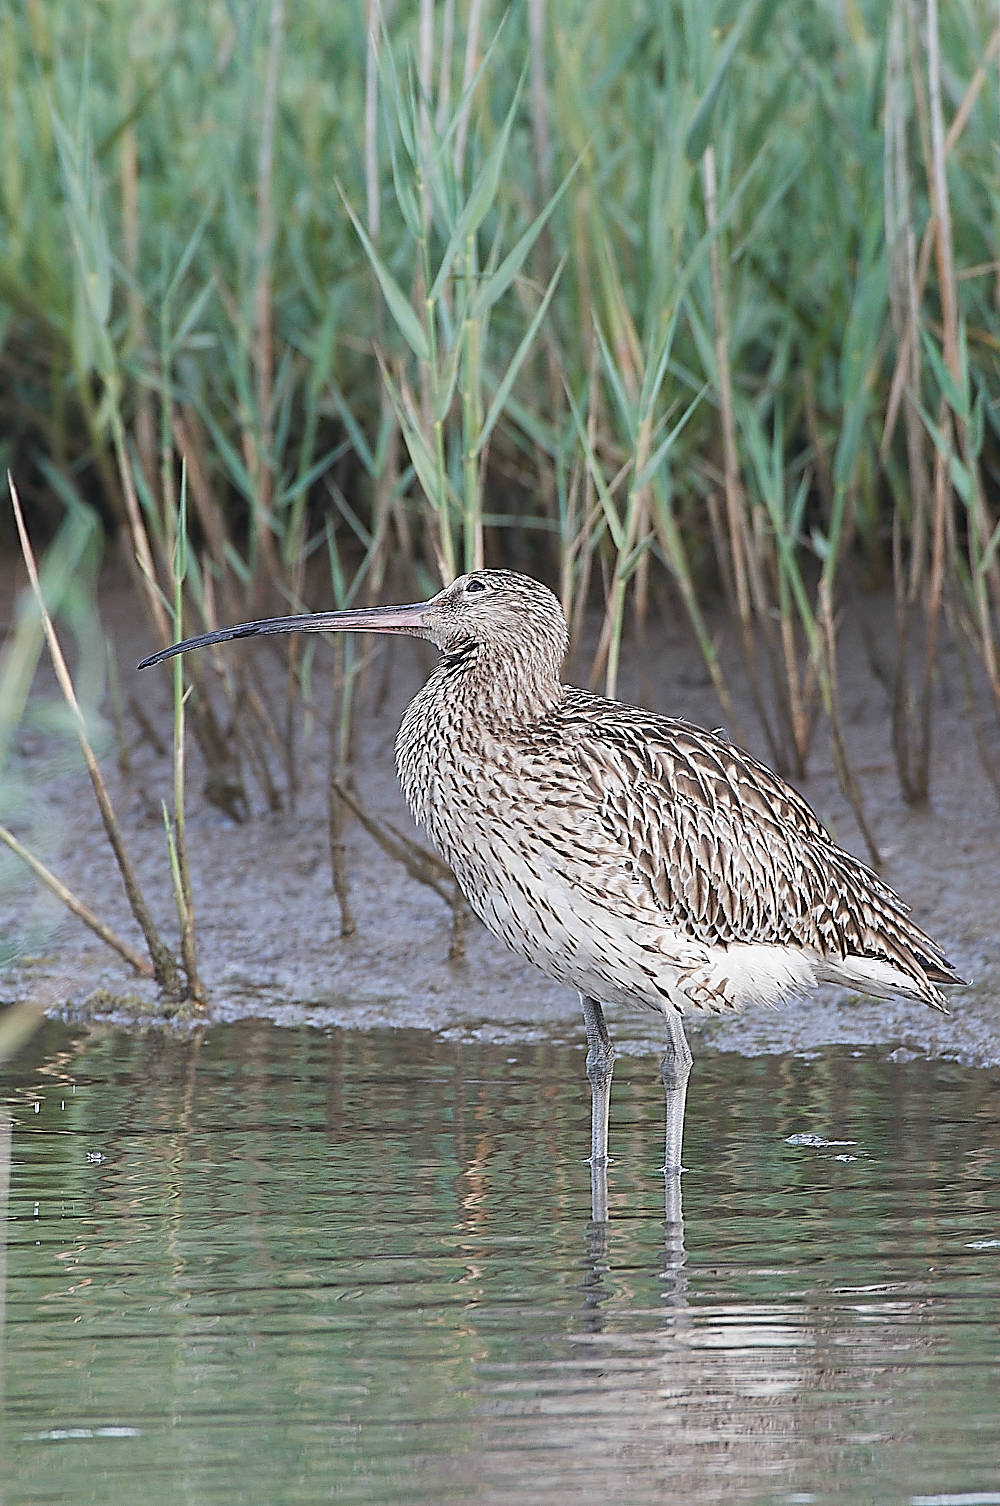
[2,559,999,1065]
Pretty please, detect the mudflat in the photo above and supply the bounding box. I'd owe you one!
[3,557,998,1065]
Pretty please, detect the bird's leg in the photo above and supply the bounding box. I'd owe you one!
[581,994,615,1223]
[661,1009,692,1223]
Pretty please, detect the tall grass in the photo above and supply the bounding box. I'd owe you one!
[2,0,1000,889]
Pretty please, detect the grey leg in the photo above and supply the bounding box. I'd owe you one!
[661,1009,692,1225]
[581,994,614,1223]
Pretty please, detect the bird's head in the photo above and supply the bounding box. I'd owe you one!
[138,569,570,687]
[417,570,568,666]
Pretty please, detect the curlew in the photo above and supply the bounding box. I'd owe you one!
[140,571,963,1214]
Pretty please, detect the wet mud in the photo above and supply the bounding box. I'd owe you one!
[2,559,999,1065]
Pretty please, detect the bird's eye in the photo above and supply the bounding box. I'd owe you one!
[465,579,487,594]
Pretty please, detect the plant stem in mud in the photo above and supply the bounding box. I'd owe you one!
[8,474,184,997]
[0,822,153,978]
[168,465,206,1005]
[328,636,357,938]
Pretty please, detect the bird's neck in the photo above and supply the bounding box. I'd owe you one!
[431,639,564,729]
[395,641,563,840]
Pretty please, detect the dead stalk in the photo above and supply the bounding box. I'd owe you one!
[106,637,131,775]
[418,0,434,190]
[880,22,1000,462]
[528,0,553,208]
[702,148,750,628]
[251,0,285,604]
[128,693,167,756]
[0,822,154,977]
[566,352,600,668]
[436,0,456,136]
[119,66,156,493]
[448,889,469,962]
[328,638,356,937]
[8,474,183,996]
[365,0,381,240]
[925,0,1000,788]
[168,473,206,1005]
[331,775,467,952]
[454,0,484,181]
[818,582,882,868]
[362,8,402,626]
[927,0,959,376]
[952,611,1000,802]
[922,420,949,794]
[702,147,787,771]
[111,416,171,646]
[886,0,932,801]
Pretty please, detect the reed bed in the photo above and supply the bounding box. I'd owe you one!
[2,0,999,996]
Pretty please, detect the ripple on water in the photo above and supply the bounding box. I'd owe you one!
[2,1021,1000,1505]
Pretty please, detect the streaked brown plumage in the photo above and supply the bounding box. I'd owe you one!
[389,572,959,1014]
[141,568,963,1206]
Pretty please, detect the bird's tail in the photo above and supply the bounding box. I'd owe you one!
[814,951,959,1012]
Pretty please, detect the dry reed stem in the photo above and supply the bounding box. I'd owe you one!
[818,582,882,869]
[128,693,167,756]
[702,149,750,627]
[251,0,285,604]
[649,495,742,739]
[885,0,931,802]
[0,822,154,977]
[172,410,234,594]
[559,450,583,615]
[362,7,403,626]
[926,0,1000,772]
[454,0,484,181]
[567,354,600,665]
[436,0,456,137]
[330,775,455,905]
[243,681,284,812]
[952,611,1000,802]
[167,417,260,814]
[418,0,434,197]
[328,639,356,937]
[119,68,156,492]
[448,889,469,962]
[106,637,130,775]
[111,420,171,646]
[919,401,950,794]
[880,23,998,464]
[328,788,356,937]
[169,616,205,1002]
[365,0,381,241]
[528,0,553,208]
[702,148,793,772]
[604,410,653,700]
[335,770,472,959]
[8,474,183,995]
[927,0,959,376]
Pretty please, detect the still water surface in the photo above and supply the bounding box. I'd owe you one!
[1,1020,999,1505]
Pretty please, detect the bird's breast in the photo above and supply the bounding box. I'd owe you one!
[393,707,709,1007]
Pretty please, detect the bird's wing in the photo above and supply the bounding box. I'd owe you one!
[546,697,957,983]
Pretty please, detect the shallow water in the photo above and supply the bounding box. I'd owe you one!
[2,1020,999,1506]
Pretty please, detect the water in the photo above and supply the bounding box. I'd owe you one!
[2,1020,999,1506]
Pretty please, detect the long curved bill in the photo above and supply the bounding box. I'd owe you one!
[137,599,434,670]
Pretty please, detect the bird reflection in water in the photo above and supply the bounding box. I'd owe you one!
[582,1060,689,1337]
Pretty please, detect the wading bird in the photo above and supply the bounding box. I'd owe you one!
[140,571,962,1217]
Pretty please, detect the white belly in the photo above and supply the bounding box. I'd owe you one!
[446,831,819,1016]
